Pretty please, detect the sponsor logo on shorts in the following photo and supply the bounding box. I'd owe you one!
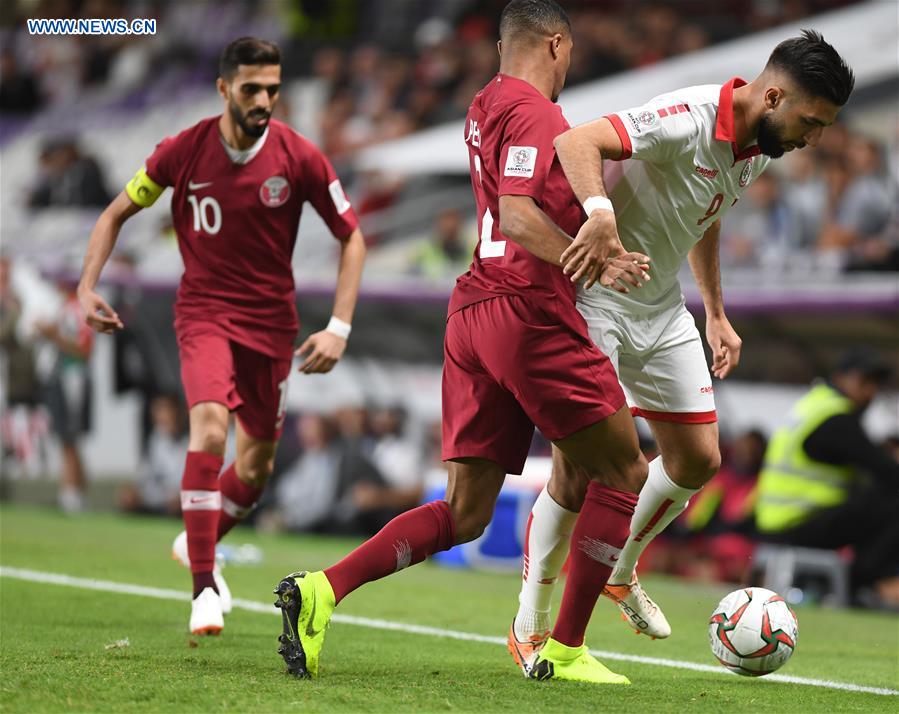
[700,385,714,394]
[260,176,290,207]
[694,165,719,179]
[504,146,537,178]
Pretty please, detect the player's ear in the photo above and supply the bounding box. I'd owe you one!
[216,76,228,101]
[550,33,562,60]
[764,87,782,111]
[496,39,503,58]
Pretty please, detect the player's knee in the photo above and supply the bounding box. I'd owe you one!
[666,447,720,488]
[191,425,227,455]
[447,499,492,544]
[620,452,649,493]
[238,457,273,488]
[453,515,490,544]
[549,451,589,511]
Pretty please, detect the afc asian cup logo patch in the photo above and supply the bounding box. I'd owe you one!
[504,145,538,177]
[739,158,754,188]
[637,110,658,126]
[260,176,290,207]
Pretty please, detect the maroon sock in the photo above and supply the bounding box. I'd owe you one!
[551,482,638,648]
[181,450,223,598]
[216,463,263,540]
[324,500,456,605]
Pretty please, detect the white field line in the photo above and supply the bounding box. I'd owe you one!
[1,565,896,697]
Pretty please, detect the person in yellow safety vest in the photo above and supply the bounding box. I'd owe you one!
[755,347,899,608]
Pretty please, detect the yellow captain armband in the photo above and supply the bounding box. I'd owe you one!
[125,167,165,208]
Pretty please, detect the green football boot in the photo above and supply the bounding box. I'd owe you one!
[274,570,336,678]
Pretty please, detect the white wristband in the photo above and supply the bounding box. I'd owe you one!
[325,316,351,340]
[583,195,614,216]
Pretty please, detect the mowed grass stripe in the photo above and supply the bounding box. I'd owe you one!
[2,564,896,698]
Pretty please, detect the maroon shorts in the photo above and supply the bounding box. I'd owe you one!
[441,295,625,474]
[177,327,292,441]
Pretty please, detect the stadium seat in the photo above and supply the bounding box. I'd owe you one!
[750,544,851,607]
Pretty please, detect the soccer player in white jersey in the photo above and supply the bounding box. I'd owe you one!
[509,30,854,656]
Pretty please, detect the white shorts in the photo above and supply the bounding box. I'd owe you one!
[576,296,717,423]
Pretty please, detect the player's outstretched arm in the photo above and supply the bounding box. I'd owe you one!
[77,190,143,333]
[554,119,649,289]
[296,227,366,375]
[688,219,741,379]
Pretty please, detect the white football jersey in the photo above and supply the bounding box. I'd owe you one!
[579,78,770,311]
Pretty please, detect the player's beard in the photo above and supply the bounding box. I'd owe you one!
[756,114,789,159]
[230,99,270,139]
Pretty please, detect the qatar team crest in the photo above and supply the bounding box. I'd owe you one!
[260,176,290,207]
[637,110,658,126]
[739,158,754,188]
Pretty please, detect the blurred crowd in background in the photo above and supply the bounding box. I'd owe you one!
[1,0,897,598]
[2,0,895,273]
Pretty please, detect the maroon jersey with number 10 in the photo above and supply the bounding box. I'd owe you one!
[142,117,358,358]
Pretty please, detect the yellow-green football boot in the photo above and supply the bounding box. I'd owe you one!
[274,570,336,677]
[529,637,631,684]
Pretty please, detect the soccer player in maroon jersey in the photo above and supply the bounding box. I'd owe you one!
[273,0,652,684]
[77,38,367,635]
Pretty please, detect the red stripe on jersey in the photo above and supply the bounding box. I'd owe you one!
[682,103,690,112]
[605,114,633,160]
[633,498,675,542]
[630,407,718,424]
[657,107,669,118]
[666,105,678,115]
[676,104,687,113]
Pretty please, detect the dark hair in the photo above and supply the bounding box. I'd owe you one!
[765,29,854,106]
[219,37,280,80]
[499,0,570,44]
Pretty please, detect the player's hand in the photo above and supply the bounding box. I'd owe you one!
[296,329,346,374]
[706,315,742,379]
[598,251,652,294]
[561,212,650,290]
[77,288,123,333]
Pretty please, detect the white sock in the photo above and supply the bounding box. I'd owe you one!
[514,487,578,640]
[610,456,698,584]
[59,486,84,514]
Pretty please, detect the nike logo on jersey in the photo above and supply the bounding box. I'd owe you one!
[188,180,213,190]
[189,496,216,504]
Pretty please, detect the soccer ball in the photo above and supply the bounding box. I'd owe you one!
[708,587,798,677]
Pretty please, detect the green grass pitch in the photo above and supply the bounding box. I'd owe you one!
[1,505,896,712]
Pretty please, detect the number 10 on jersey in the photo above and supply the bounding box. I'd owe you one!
[187,194,222,236]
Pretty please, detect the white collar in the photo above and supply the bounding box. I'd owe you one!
[220,126,269,165]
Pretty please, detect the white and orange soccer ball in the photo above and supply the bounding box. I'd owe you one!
[708,587,799,677]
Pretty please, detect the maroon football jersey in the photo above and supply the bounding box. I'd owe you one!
[143,117,358,357]
[449,74,586,320]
